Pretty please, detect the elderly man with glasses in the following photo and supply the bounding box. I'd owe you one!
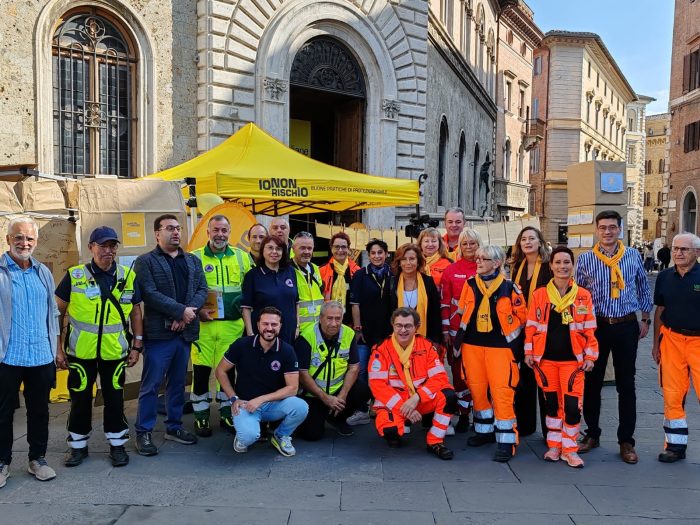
[291,231,324,333]
[55,226,143,468]
[0,217,60,487]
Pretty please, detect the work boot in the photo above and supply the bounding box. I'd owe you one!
[467,432,496,447]
[493,443,514,463]
[455,415,470,433]
[109,446,129,467]
[578,435,599,453]
[194,409,212,438]
[219,406,235,435]
[658,448,686,463]
[383,427,402,448]
[427,442,454,460]
[64,447,88,467]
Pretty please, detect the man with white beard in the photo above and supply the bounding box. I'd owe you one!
[190,215,252,437]
[0,217,60,487]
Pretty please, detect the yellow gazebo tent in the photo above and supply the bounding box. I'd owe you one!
[148,123,419,215]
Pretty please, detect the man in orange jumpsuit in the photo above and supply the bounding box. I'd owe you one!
[652,233,700,463]
[369,307,457,459]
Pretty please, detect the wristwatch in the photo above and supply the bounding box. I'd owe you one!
[131,346,143,353]
[229,395,238,404]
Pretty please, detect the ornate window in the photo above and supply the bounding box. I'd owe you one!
[52,11,137,177]
[682,190,697,235]
[438,118,449,207]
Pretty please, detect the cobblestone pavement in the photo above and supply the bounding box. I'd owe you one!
[2,277,700,524]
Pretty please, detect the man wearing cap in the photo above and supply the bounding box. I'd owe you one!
[55,226,143,467]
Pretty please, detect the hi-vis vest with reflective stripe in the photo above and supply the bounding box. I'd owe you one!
[294,263,324,328]
[192,245,252,321]
[66,264,136,360]
[300,322,354,396]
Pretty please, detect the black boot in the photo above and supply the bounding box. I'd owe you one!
[383,427,402,448]
[109,445,129,467]
[493,443,514,463]
[455,415,470,433]
[467,432,496,447]
[64,446,88,467]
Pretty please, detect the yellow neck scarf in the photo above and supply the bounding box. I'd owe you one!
[546,279,578,325]
[397,273,428,336]
[424,252,441,274]
[474,273,505,332]
[514,257,541,305]
[592,241,626,298]
[391,333,416,395]
[331,258,349,306]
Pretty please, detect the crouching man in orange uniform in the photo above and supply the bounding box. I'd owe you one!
[524,246,598,468]
[369,307,457,460]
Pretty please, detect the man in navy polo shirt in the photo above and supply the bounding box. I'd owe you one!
[215,306,308,456]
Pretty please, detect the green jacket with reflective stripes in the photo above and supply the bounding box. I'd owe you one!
[300,322,354,396]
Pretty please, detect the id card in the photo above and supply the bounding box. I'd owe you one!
[216,293,225,320]
[85,285,101,300]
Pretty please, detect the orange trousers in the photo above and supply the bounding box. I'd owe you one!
[462,344,519,447]
[375,388,456,445]
[659,326,700,450]
[533,360,584,454]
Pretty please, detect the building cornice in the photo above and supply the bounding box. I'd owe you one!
[500,4,544,48]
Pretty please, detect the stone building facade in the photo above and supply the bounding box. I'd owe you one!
[0,0,523,230]
[624,95,654,246]
[668,0,700,238]
[643,113,670,241]
[493,0,542,221]
[530,31,636,243]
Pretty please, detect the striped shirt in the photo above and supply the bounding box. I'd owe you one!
[4,253,54,367]
[575,245,653,318]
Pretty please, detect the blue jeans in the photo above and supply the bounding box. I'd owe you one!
[233,397,308,447]
[357,344,371,385]
[136,337,191,433]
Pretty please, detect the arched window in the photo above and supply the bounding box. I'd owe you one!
[657,191,662,206]
[507,30,513,46]
[628,109,637,132]
[517,143,525,182]
[682,191,697,235]
[462,1,472,61]
[458,132,467,207]
[658,158,665,173]
[504,138,511,180]
[52,11,137,177]
[438,118,448,207]
[472,142,480,212]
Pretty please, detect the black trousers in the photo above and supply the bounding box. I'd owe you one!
[295,381,372,441]
[67,356,128,446]
[514,364,547,438]
[583,319,639,445]
[0,362,55,464]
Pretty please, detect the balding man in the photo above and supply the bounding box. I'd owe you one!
[269,218,292,251]
[652,233,700,463]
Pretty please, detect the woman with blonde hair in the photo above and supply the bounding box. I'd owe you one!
[417,228,453,287]
[510,226,552,438]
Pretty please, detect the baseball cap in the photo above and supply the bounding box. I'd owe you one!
[89,226,120,244]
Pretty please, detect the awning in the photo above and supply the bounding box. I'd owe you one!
[148,123,419,216]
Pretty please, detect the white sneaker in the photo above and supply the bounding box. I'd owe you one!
[233,437,248,453]
[346,410,371,426]
[446,424,456,436]
[0,463,9,488]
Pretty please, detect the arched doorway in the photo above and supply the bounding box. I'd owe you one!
[288,36,367,246]
[682,190,697,235]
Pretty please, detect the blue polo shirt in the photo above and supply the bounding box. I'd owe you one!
[223,335,298,400]
[654,262,700,332]
[241,264,299,344]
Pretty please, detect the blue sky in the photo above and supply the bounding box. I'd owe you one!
[525,0,674,115]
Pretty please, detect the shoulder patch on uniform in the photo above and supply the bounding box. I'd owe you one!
[371,359,381,372]
[576,305,588,315]
[71,268,84,279]
[513,297,522,307]
[204,264,214,273]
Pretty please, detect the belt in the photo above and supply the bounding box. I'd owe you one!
[669,327,700,337]
[596,313,637,325]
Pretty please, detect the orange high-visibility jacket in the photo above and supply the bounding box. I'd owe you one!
[319,258,360,302]
[368,335,452,411]
[456,276,527,344]
[524,283,599,364]
[426,257,452,287]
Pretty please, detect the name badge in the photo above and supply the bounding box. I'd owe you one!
[216,292,225,320]
[120,292,134,304]
[85,285,101,300]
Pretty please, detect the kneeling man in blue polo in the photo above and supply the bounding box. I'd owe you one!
[215,306,308,456]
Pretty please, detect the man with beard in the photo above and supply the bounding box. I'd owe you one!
[215,307,308,456]
[134,215,208,456]
[190,215,253,437]
[0,217,60,487]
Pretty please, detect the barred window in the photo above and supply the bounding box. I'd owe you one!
[52,11,137,177]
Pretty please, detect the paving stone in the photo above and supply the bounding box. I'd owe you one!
[340,481,450,511]
[115,506,290,524]
[0,503,126,525]
[443,481,596,514]
[270,454,382,482]
[434,511,576,525]
[289,510,434,525]
[571,516,699,525]
[577,485,700,519]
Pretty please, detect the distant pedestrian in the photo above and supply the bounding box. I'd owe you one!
[0,217,60,487]
[657,244,671,270]
[644,244,655,273]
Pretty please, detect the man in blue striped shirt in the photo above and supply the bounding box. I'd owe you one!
[574,210,653,464]
[0,217,60,488]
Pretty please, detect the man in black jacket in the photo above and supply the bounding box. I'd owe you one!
[134,215,208,456]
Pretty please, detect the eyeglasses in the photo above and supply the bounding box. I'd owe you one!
[10,234,36,244]
[331,245,349,251]
[159,225,182,232]
[393,323,415,331]
[96,242,118,251]
[475,256,493,262]
[671,246,693,253]
[293,231,313,240]
[596,225,620,232]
